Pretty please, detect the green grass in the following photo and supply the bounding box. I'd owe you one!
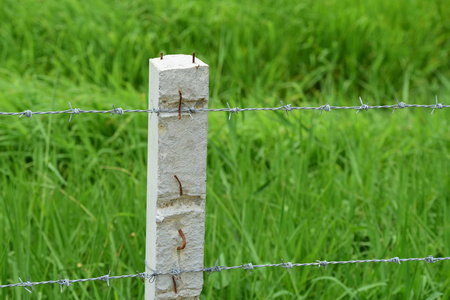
[0,0,449,299]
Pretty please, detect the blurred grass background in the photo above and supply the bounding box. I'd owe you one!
[0,0,449,299]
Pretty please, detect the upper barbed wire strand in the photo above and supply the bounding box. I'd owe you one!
[0,97,448,120]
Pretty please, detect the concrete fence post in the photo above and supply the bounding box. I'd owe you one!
[145,54,209,299]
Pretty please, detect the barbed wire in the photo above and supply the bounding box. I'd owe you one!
[1,255,448,293]
[0,96,447,122]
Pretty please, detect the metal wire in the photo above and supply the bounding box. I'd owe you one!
[1,255,448,293]
[0,96,447,294]
[0,96,447,121]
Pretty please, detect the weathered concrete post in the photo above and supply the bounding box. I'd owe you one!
[146,54,209,299]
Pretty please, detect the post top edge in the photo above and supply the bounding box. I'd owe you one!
[150,54,208,70]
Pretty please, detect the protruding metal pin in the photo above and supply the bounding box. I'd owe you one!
[172,276,178,294]
[192,52,195,63]
[177,229,186,250]
[174,175,183,196]
[160,53,163,60]
[178,89,182,120]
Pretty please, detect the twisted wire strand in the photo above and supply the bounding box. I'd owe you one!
[0,97,448,121]
[1,256,448,292]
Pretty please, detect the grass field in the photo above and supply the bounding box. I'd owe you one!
[0,0,449,299]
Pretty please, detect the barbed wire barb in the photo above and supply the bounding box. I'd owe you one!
[144,260,157,283]
[281,259,293,273]
[356,97,369,114]
[226,102,239,120]
[187,107,196,119]
[280,101,292,117]
[392,97,406,113]
[241,263,254,274]
[110,105,124,116]
[57,275,71,293]
[425,255,437,263]
[206,260,222,275]
[68,102,80,122]
[317,260,328,270]
[100,271,111,286]
[389,257,401,264]
[18,276,34,293]
[19,110,33,119]
[431,95,443,114]
[319,103,331,115]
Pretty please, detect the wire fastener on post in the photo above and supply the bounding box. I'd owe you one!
[177,229,186,250]
[171,268,181,294]
[174,175,183,196]
[172,276,178,294]
[178,89,183,120]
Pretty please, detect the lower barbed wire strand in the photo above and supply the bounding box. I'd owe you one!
[1,255,448,291]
